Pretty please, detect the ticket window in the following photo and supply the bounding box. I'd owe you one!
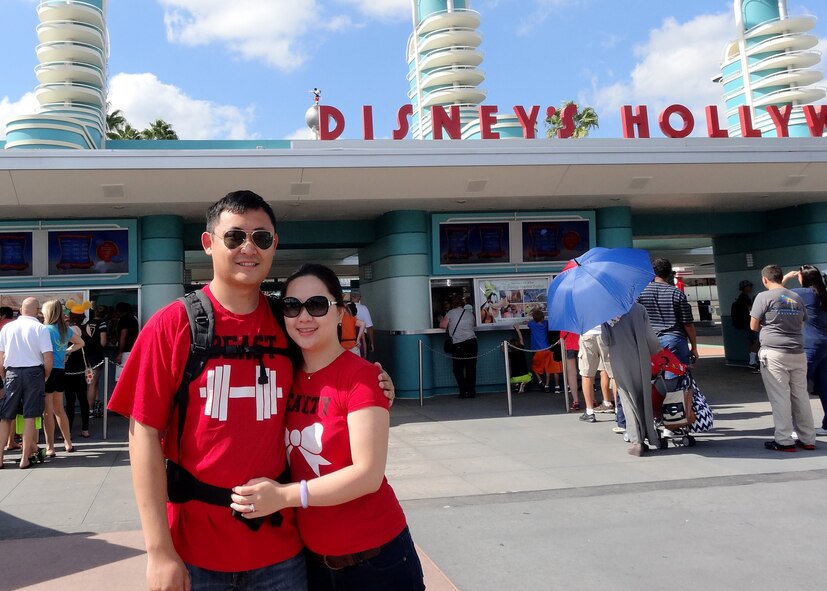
[430,278,473,328]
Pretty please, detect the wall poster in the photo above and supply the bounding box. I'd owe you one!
[439,222,510,265]
[0,232,33,277]
[475,275,551,325]
[47,229,129,276]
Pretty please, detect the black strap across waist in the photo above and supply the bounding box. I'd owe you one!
[166,460,289,531]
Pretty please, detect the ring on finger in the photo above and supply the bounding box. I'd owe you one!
[249,503,255,513]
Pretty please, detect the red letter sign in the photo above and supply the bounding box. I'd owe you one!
[479,105,499,139]
[621,105,650,138]
[803,105,827,137]
[362,105,374,140]
[431,106,462,140]
[392,105,413,140]
[319,105,345,140]
[513,105,540,139]
[738,106,762,137]
[658,104,694,138]
[705,105,728,138]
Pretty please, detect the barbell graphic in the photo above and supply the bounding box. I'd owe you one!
[200,365,284,421]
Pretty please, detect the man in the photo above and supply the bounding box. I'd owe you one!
[113,301,138,382]
[750,264,816,452]
[0,297,53,469]
[637,258,698,383]
[110,191,393,590]
[731,279,759,370]
[350,290,374,358]
[577,324,615,423]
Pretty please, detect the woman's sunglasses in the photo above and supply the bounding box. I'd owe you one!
[217,230,274,250]
[281,295,340,318]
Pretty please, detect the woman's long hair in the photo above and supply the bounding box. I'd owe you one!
[800,264,827,311]
[42,299,68,341]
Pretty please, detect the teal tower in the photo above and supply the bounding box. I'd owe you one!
[5,0,108,149]
[719,0,825,137]
[406,1,522,140]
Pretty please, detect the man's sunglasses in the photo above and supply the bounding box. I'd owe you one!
[217,230,274,250]
[281,296,340,318]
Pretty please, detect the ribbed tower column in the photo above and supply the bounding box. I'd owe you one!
[5,0,107,149]
[719,0,825,137]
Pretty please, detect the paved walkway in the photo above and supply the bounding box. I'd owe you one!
[1,354,825,590]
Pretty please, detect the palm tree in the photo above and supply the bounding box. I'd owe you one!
[113,123,142,140]
[546,101,599,138]
[105,108,129,140]
[142,119,179,140]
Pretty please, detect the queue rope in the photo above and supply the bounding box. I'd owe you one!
[64,358,114,376]
[422,340,504,361]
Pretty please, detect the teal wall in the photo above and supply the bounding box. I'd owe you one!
[140,215,184,323]
[713,202,827,364]
[596,206,633,247]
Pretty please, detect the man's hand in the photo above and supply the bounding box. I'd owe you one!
[146,547,191,591]
[375,362,395,407]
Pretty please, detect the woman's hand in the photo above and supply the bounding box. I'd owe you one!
[230,478,292,518]
[375,362,395,407]
[781,270,799,286]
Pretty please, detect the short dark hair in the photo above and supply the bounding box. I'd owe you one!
[652,258,673,279]
[0,306,13,319]
[282,263,344,305]
[206,190,277,233]
[761,264,783,284]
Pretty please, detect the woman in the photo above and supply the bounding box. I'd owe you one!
[339,302,366,356]
[440,294,477,399]
[42,300,84,457]
[230,264,424,591]
[783,265,827,436]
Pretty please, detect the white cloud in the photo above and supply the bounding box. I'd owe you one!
[159,0,323,70]
[590,13,733,119]
[0,92,39,139]
[108,73,255,140]
[341,0,410,21]
[286,127,317,140]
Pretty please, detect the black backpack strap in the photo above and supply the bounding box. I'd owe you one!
[175,290,214,453]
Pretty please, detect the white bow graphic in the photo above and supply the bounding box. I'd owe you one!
[285,423,331,477]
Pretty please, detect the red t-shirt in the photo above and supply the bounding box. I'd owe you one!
[286,351,406,556]
[561,330,580,352]
[109,286,302,572]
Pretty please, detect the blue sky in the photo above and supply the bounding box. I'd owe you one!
[1,0,825,140]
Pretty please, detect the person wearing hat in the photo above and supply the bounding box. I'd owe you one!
[731,279,759,370]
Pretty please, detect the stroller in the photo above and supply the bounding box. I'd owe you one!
[650,349,713,448]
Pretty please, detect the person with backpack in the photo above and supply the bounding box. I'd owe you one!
[731,279,759,370]
[229,264,425,590]
[108,191,394,591]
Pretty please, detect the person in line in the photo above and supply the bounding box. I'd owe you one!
[230,263,425,590]
[638,258,699,387]
[507,336,533,394]
[41,300,84,458]
[0,297,53,469]
[0,306,17,452]
[602,304,663,456]
[781,264,827,437]
[350,291,374,359]
[515,309,562,393]
[731,279,759,370]
[113,301,138,382]
[750,264,816,452]
[559,330,580,411]
[109,190,394,590]
[64,301,94,437]
[577,324,615,423]
[440,294,477,399]
[84,304,108,419]
[338,302,366,356]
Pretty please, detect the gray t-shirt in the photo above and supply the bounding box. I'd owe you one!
[750,288,807,353]
[446,305,476,344]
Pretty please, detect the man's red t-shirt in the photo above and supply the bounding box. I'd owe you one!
[109,286,302,572]
[286,351,406,556]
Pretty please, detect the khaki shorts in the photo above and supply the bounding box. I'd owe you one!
[578,333,613,378]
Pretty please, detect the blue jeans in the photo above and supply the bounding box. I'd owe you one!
[658,334,690,386]
[306,527,425,591]
[186,551,307,591]
[805,343,827,429]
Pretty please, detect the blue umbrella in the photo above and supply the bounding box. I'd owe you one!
[547,247,654,334]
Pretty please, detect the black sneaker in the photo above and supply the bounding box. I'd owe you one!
[795,440,816,451]
[579,412,596,423]
[764,441,796,452]
[749,362,760,374]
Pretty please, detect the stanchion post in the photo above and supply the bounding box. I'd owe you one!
[503,341,513,417]
[103,357,110,440]
[560,339,570,412]
[418,338,424,407]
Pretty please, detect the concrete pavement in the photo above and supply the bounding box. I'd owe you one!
[1,353,825,590]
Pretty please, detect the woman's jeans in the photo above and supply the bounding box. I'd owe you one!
[805,343,827,429]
